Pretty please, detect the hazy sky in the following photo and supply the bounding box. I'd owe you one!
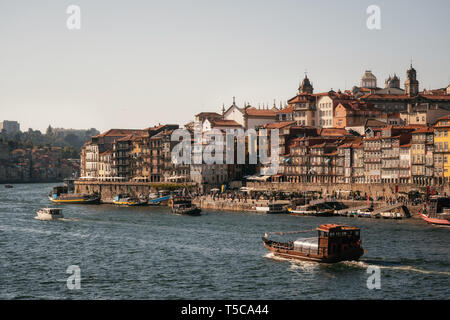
[0,0,449,132]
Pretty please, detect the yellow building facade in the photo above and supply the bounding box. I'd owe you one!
[433,115,450,182]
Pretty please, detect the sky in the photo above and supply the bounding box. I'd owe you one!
[0,0,449,133]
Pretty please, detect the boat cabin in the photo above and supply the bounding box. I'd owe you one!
[52,186,68,196]
[316,224,361,257]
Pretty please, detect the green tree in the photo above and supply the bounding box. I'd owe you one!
[46,125,53,136]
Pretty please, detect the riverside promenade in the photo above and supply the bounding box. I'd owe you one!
[192,195,424,219]
[74,180,426,218]
[246,181,450,198]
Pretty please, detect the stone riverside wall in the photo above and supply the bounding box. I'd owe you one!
[74,180,195,203]
[192,197,290,212]
[246,182,450,197]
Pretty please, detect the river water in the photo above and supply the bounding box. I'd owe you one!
[1,183,449,299]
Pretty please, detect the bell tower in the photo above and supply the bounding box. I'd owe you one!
[405,63,419,96]
[299,73,314,94]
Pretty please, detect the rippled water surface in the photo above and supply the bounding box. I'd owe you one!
[1,183,449,299]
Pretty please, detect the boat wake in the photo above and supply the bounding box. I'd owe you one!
[264,253,450,276]
[34,217,79,222]
[263,253,319,271]
[57,218,79,222]
[340,260,450,276]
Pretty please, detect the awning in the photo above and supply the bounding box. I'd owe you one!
[247,175,270,181]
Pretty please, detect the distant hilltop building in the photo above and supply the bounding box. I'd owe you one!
[351,63,450,113]
[0,120,20,134]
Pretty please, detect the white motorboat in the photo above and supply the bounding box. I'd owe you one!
[36,208,63,221]
[256,203,287,214]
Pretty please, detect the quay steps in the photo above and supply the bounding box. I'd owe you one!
[335,205,371,215]
[372,203,406,216]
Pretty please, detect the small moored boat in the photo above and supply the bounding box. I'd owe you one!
[169,196,201,215]
[4,184,13,188]
[380,211,402,219]
[288,206,334,217]
[262,224,364,263]
[357,209,373,218]
[256,203,287,214]
[419,196,450,226]
[113,194,147,206]
[36,208,64,221]
[49,186,100,204]
[148,194,171,206]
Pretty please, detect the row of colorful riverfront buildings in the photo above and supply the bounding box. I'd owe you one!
[80,64,450,189]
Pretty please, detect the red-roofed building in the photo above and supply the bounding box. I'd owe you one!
[221,98,278,129]
[334,101,382,128]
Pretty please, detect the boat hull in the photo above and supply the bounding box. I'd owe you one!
[36,211,63,221]
[262,239,363,263]
[171,207,201,216]
[256,207,287,214]
[49,196,100,204]
[288,209,334,217]
[113,201,147,206]
[419,213,450,226]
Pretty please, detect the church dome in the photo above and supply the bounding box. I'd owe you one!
[361,70,377,89]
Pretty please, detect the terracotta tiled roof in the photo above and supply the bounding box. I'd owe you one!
[318,128,352,137]
[364,119,388,127]
[211,119,242,127]
[93,129,145,138]
[337,101,379,113]
[287,93,315,103]
[245,107,277,117]
[276,105,294,114]
[338,143,353,149]
[361,94,412,100]
[264,121,296,129]
[117,134,134,142]
[311,142,326,149]
[412,127,433,134]
[436,114,450,121]
[420,94,450,101]
[195,112,222,118]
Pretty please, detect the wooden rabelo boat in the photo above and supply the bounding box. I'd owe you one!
[419,196,450,226]
[262,224,364,263]
[49,186,100,204]
[169,196,201,216]
[113,194,147,206]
